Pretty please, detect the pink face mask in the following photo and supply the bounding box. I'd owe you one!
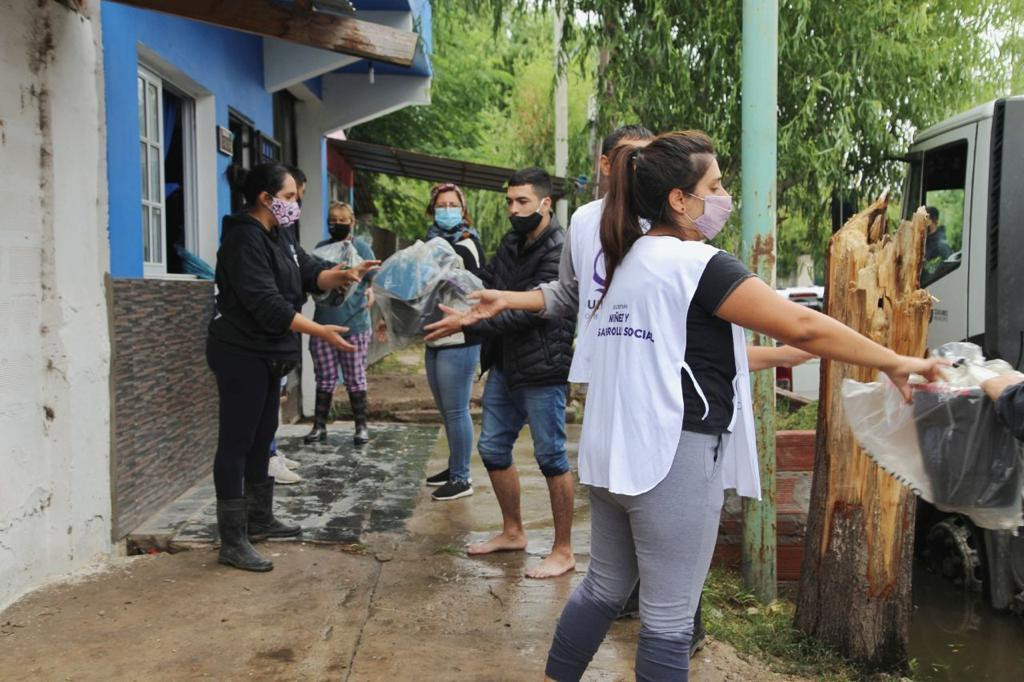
[685,193,732,240]
[270,197,301,227]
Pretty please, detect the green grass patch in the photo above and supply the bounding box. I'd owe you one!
[776,400,819,431]
[368,347,425,375]
[702,568,863,680]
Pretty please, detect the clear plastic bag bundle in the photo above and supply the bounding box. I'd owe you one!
[842,343,1024,530]
[371,238,482,355]
[312,240,364,305]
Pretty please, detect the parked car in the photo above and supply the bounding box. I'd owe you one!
[775,287,823,399]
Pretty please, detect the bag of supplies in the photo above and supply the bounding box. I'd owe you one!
[841,342,1024,530]
[371,238,482,354]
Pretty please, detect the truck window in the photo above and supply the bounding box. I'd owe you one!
[919,140,967,287]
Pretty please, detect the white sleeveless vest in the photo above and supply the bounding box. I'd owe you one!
[579,236,762,499]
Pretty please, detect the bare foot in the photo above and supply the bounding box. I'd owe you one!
[466,532,527,556]
[525,549,576,579]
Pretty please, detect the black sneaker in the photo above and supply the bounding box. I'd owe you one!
[426,469,450,487]
[431,480,473,501]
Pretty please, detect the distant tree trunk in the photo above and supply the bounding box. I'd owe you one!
[591,14,614,200]
[794,198,933,672]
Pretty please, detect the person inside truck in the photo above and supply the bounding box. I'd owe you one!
[924,206,952,262]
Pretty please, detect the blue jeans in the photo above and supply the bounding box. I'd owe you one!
[478,368,569,478]
[425,344,480,483]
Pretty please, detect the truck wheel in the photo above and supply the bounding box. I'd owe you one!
[924,516,984,592]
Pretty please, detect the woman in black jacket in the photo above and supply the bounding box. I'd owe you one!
[207,163,375,572]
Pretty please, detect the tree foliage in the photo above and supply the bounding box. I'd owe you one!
[480,0,1024,279]
[349,0,595,253]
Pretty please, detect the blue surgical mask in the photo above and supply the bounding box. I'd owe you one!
[434,207,464,230]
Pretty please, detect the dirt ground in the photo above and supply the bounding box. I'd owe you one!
[0,350,811,681]
[0,546,807,681]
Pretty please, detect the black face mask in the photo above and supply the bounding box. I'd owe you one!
[328,222,352,240]
[508,212,543,236]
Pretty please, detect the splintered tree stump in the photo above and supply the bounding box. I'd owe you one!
[794,199,932,671]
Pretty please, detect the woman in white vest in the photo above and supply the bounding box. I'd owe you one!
[543,130,941,681]
[430,130,944,679]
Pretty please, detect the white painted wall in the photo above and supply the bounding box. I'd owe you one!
[0,0,113,612]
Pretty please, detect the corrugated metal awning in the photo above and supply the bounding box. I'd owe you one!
[330,139,568,197]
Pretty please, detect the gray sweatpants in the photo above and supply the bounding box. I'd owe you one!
[546,430,725,681]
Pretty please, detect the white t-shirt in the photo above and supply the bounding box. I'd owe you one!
[567,199,605,382]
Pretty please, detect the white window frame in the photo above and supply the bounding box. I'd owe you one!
[139,66,167,277]
[138,48,215,279]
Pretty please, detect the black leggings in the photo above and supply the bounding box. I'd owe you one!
[206,339,286,500]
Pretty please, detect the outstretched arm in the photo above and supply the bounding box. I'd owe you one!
[717,277,945,401]
[747,345,816,371]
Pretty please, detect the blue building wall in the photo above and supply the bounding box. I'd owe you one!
[101,2,275,277]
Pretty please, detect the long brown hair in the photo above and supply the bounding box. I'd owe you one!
[598,130,716,304]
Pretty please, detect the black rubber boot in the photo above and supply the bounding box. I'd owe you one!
[216,499,273,572]
[690,595,707,658]
[303,389,333,443]
[349,390,369,445]
[246,478,302,539]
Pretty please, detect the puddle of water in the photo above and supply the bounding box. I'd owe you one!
[909,562,1024,680]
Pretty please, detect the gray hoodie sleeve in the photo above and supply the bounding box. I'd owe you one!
[537,228,579,319]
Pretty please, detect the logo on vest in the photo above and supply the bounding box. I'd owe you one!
[595,304,654,343]
[588,249,607,311]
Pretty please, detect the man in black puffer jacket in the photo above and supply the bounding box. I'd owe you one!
[464,167,577,579]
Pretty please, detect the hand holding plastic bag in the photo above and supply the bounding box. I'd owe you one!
[312,240,364,304]
[370,238,483,359]
[842,343,1024,530]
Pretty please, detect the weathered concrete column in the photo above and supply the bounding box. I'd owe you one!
[0,0,113,610]
[739,0,779,603]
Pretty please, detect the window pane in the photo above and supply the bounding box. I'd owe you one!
[151,207,162,262]
[920,141,968,287]
[142,205,151,262]
[147,83,158,140]
[140,143,149,200]
[148,143,160,203]
[137,77,145,134]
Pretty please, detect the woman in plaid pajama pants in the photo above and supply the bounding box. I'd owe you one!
[305,202,376,445]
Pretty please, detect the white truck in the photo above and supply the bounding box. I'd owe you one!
[900,96,1024,612]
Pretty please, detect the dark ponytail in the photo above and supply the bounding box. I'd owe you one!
[229,163,292,208]
[598,130,716,305]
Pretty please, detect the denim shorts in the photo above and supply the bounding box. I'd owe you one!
[477,368,569,477]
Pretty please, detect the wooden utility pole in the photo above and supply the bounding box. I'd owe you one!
[794,199,932,671]
[553,11,569,227]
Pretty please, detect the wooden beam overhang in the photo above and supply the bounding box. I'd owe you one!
[109,0,418,67]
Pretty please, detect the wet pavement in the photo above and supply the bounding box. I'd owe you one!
[1,420,807,680]
[133,423,439,546]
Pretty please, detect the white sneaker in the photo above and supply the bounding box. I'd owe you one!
[278,454,301,470]
[268,455,303,484]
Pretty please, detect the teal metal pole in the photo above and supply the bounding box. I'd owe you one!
[740,0,778,603]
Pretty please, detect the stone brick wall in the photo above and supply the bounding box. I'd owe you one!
[109,278,217,538]
[713,430,815,581]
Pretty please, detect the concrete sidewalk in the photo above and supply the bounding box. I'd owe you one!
[0,422,805,681]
